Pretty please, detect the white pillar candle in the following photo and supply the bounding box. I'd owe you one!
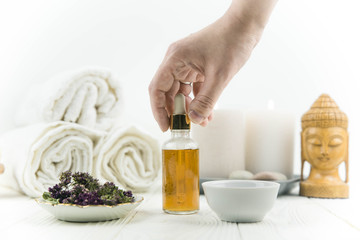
[192,109,245,178]
[245,106,295,179]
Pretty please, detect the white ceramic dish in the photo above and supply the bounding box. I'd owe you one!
[202,180,279,223]
[200,175,300,196]
[36,195,144,222]
[276,175,300,195]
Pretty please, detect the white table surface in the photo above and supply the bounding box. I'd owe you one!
[1,184,360,240]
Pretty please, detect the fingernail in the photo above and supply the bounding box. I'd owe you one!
[188,110,205,124]
[160,124,169,132]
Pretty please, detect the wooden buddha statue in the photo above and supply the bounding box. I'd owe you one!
[300,94,349,198]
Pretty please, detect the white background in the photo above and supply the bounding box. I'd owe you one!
[0,1,359,188]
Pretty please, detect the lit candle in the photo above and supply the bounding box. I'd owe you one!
[245,101,295,178]
[192,109,245,178]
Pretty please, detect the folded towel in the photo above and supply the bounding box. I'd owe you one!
[15,67,122,131]
[94,126,161,192]
[0,122,104,197]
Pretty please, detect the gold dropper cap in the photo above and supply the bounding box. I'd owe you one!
[170,94,190,130]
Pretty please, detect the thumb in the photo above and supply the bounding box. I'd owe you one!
[188,78,224,124]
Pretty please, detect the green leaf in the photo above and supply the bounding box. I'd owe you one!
[42,192,59,205]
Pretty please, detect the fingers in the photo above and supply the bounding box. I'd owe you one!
[185,95,192,113]
[200,111,213,127]
[189,74,224,125]
[179,82,192,96]
[200,118,209,127]
[149,66,175,132]
[208,111,214,121]
[165,79,180,115]
[150,41,209,131]
[150,64,221,130]
[149,64,195,131]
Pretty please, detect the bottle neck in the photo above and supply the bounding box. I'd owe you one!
[171,129,190,138]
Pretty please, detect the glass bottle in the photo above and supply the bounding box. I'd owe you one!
[162,94,199,214]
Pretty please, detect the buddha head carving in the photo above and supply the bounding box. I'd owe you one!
[300,94,349,198]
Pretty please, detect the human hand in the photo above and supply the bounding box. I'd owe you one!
[149,0,277,132]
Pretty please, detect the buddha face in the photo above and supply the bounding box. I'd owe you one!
[302,127,347,171]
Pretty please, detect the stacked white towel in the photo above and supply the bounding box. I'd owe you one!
[0,67,162,197]
[94,126,161,192]
[0,122,104,198]
[15,67,122,131]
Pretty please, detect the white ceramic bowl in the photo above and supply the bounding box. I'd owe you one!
[202,180,279,223]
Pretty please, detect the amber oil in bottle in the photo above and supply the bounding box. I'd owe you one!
[162,94,199,214]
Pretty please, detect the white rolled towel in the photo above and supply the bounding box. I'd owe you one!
[94,126,161,192]
[0,122,104,198]
[15,67,122,131]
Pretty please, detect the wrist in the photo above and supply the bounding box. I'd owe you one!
[225,0,278,43]
[222,12,262,51]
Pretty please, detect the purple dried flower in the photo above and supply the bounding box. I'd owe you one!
[59,170,72,187]
[124,191,133,198]
[43,171,134,206]
[48,184,71,203]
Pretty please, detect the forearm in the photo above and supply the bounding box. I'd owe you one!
[225,0,278,42]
